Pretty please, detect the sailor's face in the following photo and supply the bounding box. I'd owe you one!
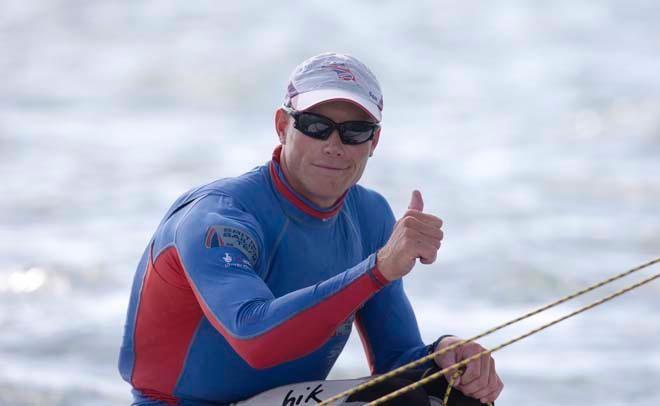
[277,100,380,208]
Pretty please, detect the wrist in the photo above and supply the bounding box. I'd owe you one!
[375,250,395,282]
[430,334,456,355]
[429,334,455,368]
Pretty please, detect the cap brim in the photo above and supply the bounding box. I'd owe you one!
[291,89,382,122]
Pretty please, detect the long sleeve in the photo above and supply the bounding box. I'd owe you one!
[174,194,390,369]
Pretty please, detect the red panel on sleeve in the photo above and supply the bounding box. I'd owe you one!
[178,248,383,369]
[131,247,203,403]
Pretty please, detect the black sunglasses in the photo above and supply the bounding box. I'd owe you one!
[283,106,380,145]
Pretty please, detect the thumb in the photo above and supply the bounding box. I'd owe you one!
[408,190,424,212]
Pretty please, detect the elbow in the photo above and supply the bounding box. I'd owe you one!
[233,343,274,369]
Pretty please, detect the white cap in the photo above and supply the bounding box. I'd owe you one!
[284,52,383,122]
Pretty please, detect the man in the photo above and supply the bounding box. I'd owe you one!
[119,52,503,405]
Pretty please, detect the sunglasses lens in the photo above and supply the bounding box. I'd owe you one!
[289,109,377,145]
[296,114,333,139]
[340,122,376,145]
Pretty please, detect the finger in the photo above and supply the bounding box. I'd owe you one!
[402,209,441,225]
[408,190,424,212]
[485,362,504,402]
[403,228,441,250]
[401,224,442,249]
[403,230,440,256]
[436,348,460,387]
[470,359,497,400]
[401,216,444,240]
[406,238,438,264]
[447,363,463,388]
[402,211,443,229]
[458,363,486,396]
[491,374,504,401]
[418,248,438,264]
[479,379,503,404]
[418,240,440,264]
[457,353,485,396]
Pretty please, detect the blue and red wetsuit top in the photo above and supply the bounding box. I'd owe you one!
[118,146,433,405]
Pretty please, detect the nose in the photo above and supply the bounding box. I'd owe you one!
[321,129,344,157]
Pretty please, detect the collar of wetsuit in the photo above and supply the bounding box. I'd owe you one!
[269,145,347,222]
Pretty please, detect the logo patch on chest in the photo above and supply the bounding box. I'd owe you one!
[205,225,259,266]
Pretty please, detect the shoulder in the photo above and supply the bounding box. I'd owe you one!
[165,165,270,224]
[196,164,269,202]
[177,191,264,242]
[172,167,270,251]
[152,165,271,267]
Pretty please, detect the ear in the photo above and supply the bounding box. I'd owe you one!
[275,108,289,144]
[368,128,381,157]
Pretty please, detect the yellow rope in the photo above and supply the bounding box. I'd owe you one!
[442,368,493,406]
[442,369,460,405]
[363,270,660,405]
[318,256,660,406]
[441,366,493,406]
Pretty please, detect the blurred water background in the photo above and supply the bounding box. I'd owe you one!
[1,1,659,405]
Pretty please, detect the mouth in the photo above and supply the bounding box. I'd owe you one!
[311,163,349,171]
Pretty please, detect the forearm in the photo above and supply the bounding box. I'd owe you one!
[187,252,388,369]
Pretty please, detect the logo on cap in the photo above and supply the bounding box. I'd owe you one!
[328,64,355,82]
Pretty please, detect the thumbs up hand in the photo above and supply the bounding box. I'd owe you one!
[376,190,444,281]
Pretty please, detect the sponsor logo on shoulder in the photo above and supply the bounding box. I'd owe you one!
[205,225,259,267]
[219,251,252,270]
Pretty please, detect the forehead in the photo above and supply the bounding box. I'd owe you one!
[305,100,374,122]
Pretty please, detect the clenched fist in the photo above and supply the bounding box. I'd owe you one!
[376,190,444,281]
[434,336,503,403]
